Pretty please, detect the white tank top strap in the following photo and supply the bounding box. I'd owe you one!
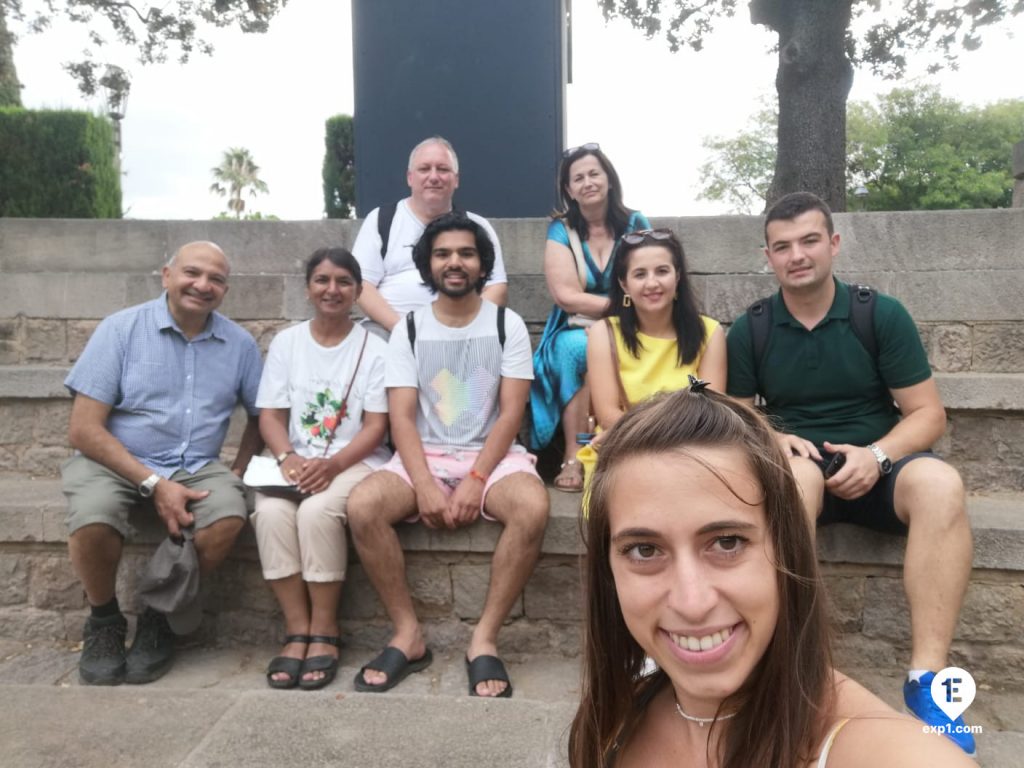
[816,718,852,768]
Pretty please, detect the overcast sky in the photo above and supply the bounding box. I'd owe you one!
[12,1,1024,219]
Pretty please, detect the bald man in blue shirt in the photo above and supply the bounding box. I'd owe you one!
[62,241,263,685]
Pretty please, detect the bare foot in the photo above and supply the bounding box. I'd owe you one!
[466,639,508,697]
[271,638,308,684]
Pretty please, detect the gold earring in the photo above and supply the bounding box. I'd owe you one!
[623,295,632,307]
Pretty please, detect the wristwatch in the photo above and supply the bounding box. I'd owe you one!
[867,443,893,475]
[138,473,161,498]
[276,450,295,466]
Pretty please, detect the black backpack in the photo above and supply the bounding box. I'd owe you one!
[746,283,878,378]
[376,201,464,259]
[405,306,506,351]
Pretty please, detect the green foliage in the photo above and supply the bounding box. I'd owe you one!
[602,1,1023,206]
[697,102,776,213]
[209,147,269,220]
[0,3,21,107]
[5,0,284,95]
[600,1,1023,78]
[848,87,1024,210]
[323,114,355,219]
[699,87,1024,212]
[0,107,121,217]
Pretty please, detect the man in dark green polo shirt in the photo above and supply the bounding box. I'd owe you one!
[726,192,975,756]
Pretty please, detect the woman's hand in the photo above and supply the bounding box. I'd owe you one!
[279,453,305,486]
[295,457,339,495]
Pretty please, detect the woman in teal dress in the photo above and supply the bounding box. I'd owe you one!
[529,144,649,491]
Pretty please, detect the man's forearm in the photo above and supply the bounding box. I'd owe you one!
[392,413,435,487]
[481,283,508,307]
[71,425,154,487]
[231,414,264,474]
[469,411,523,477]
[874,407,946,462]
[356,283,401,330]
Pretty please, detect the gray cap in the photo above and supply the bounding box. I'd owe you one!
[137,529,202,635]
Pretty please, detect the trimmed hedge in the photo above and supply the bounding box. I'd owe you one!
[323,114,355,219]
[0,108,122,218]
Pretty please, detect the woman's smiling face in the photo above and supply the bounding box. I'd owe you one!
[607,446,779,715]
[307,260,359,319]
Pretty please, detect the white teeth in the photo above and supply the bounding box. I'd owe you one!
[671,626,732,653]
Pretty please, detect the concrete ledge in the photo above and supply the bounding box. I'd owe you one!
[0,478,584,556]
[935,372,1024,411]
[2,478,1020,571]
[6,366,1022,412]
[818,493,1024,571]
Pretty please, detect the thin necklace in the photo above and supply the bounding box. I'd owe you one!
[674,700,737,728]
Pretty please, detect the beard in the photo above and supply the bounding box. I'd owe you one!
[433,270,480,298]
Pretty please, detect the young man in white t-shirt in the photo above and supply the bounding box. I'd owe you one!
[347,213,548,699]
[350,136,509,336]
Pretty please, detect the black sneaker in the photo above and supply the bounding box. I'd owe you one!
[79,613,127,685]
[125,607,175,684]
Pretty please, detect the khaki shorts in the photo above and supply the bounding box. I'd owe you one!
[62,455,247,537]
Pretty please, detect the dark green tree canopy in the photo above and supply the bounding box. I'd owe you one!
[3,0,285,95]
[600,0,1024,210]
[323,114,355,219]
[698,87,1024,212]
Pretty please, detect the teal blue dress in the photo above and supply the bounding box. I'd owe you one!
[529,212,649,449]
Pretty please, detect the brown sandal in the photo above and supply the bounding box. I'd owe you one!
[554,458,584,493]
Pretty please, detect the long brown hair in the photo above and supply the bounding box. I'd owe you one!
[569,387,833,768]
[606,230,706,366]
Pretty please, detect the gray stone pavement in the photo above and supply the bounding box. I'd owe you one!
[0,638,1021,767]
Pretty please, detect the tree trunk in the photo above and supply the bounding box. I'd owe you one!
[753,0,853,212]
[0,2,22,107]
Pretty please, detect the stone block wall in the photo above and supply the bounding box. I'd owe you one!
[1,213,1023,666]
[2,211,1023,489]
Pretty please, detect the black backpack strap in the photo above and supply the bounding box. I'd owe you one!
[497,305,506,349]
[406,311,416,351]
[746,297,773,380]
[847,283,878,360]
[377,202,398,259]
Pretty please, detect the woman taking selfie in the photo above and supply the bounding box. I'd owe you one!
[569,386,973,768]
[530,143,649,491]
[251,248,390,690]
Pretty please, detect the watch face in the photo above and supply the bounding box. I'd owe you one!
[881,458,893,474]
[139,476,158,497]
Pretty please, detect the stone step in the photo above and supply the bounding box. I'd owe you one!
[4,364,1022,410]
[2,477,1020,569]
[3,478,1022,680]
[1,639,1022,768]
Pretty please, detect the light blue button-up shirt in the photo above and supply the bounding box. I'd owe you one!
[65,294,262,477]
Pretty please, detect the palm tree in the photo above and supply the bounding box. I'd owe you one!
[209,147,269,219]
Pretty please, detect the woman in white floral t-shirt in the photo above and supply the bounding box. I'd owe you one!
[252,248,390,691]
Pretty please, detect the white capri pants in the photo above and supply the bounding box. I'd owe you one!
[251,462,373,582]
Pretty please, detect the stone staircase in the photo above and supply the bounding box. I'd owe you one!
[1,212,1022,681]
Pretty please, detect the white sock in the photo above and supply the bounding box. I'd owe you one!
[908,669,931,683]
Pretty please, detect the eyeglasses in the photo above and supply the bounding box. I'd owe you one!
[621,228,674,246]
[562,142,600,158]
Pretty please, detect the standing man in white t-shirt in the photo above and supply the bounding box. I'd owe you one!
[350,136,509,337]
[347,212,548,699]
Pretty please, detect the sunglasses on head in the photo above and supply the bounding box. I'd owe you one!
[621,228,674,246]
[562,142,600,158]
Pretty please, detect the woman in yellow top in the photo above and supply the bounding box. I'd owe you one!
[587,229,726,434]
